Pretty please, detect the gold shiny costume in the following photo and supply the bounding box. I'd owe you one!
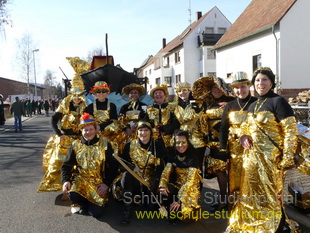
[227,114,298,232]
[174,104,206,149]
[296,135,310,175]
[227,110,248,196]
[146,103,176,147]
[159,163,202,221]
[69,137,109,206]
[38,57,89,192]
[128,139,161,186]
[38,96,86,192]
[204,107,228,174]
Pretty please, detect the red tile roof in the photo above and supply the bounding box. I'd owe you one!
[214,0,297,49]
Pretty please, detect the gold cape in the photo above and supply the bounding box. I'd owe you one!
[226,114,298,232]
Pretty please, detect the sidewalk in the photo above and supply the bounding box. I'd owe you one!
[0,115,36,133]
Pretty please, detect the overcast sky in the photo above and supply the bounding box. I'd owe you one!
[0,0,252,85]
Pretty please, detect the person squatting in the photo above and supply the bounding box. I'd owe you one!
[37,58,302,233]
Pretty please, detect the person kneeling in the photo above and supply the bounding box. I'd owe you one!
[61,113,118,218]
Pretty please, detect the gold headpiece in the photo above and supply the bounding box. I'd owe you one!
[137,121,152,130]
[175,82,191,92]
[150,84,169,99]
[122,83,146,96]
[230,72,251,88]
[90,81,110,93]
[67,57,91,96]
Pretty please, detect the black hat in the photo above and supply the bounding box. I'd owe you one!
[252,67,276,89]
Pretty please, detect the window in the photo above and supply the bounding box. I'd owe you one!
[154,59,161,69]
[164,76,172,87]
[207,48,215,59]
[145,71,147,76]
[253,54,262,72]
[207,72,216,77]
[227,73,232,79]
[149,69,152,75]
[175,74,181,83]
[205,27,214,34]
[163,56,170,67]
[200,73,203,77]
[218,27,227,34]
[175,51,181,63]
[155,78,160,85]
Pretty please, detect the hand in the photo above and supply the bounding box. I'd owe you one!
[62,181,71,193]
[170,201,181,212]
[240,135,253,149]
[159,187,170,196]
[59,135,65,140]
[97,183,109,196]
[125,127,133,136]
[218,102,227,108]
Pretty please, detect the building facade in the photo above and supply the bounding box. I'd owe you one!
[214,0,310,99]
[135,7,231,97]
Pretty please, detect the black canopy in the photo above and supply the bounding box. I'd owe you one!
[81,64,139,94]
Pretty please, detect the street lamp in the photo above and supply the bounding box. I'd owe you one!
[33,49,39,100]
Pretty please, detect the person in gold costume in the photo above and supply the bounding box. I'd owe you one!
[61,113,118,218]
[219,72,257,200]
[226,68,299,232]
[119,83,147,139]
[85,81,117,132]
[37,57,89,194]
[173,82,206,170]
[159,130,202,223]
[120,121,167,225]
[199,77,235,212]
[142,84,179,148]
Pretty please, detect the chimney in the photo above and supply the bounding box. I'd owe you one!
[162,38,166,48]
[196,11,202,20]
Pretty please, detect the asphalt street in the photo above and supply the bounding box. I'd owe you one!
[0,114,309,233]
[0,114,228,233]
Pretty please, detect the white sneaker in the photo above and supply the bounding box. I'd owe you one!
[71,206,81,214]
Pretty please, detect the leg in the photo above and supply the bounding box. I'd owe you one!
[216,170,228,209]
[18,116,22,130]
[14,115,18,130]
[87,201,105,219]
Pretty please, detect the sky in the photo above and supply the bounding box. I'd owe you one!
[0,0,252,85]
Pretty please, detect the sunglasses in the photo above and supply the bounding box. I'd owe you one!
[96,90,108,94]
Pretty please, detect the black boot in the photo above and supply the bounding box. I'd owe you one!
[120,205,132,225]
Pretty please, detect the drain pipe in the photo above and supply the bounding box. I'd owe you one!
[272,25,281,93]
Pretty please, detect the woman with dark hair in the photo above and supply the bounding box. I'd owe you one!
[226,68,299,232]
[159,130,202,223]
[119,121,167,225]
[173,82,206,169]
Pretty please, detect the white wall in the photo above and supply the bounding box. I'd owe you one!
[280,0,310,89]
[216,31,278,83]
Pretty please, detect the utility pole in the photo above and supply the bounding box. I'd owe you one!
[33,49,39,100]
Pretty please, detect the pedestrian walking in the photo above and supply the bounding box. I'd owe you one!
[10,96,24,132]
[44,100,50,116]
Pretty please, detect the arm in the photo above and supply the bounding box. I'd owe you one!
[219,104,230,150]
[61,145,77,192]
[159,163,173,196]
[51,112,63,136]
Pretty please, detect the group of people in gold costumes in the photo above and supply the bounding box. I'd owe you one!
[37,58,305,232]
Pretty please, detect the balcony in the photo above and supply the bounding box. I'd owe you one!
[198,33,224,46]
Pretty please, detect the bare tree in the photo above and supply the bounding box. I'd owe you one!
[0,0,12,38]
[43,69,63,99]
[15,33,38,97]
[86,47,105,62]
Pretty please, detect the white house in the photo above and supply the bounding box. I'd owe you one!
[135,7,232,98]
[214,0,310,98]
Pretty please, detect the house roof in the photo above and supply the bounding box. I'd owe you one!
[214,0,297,49]
[143,7,218,67]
